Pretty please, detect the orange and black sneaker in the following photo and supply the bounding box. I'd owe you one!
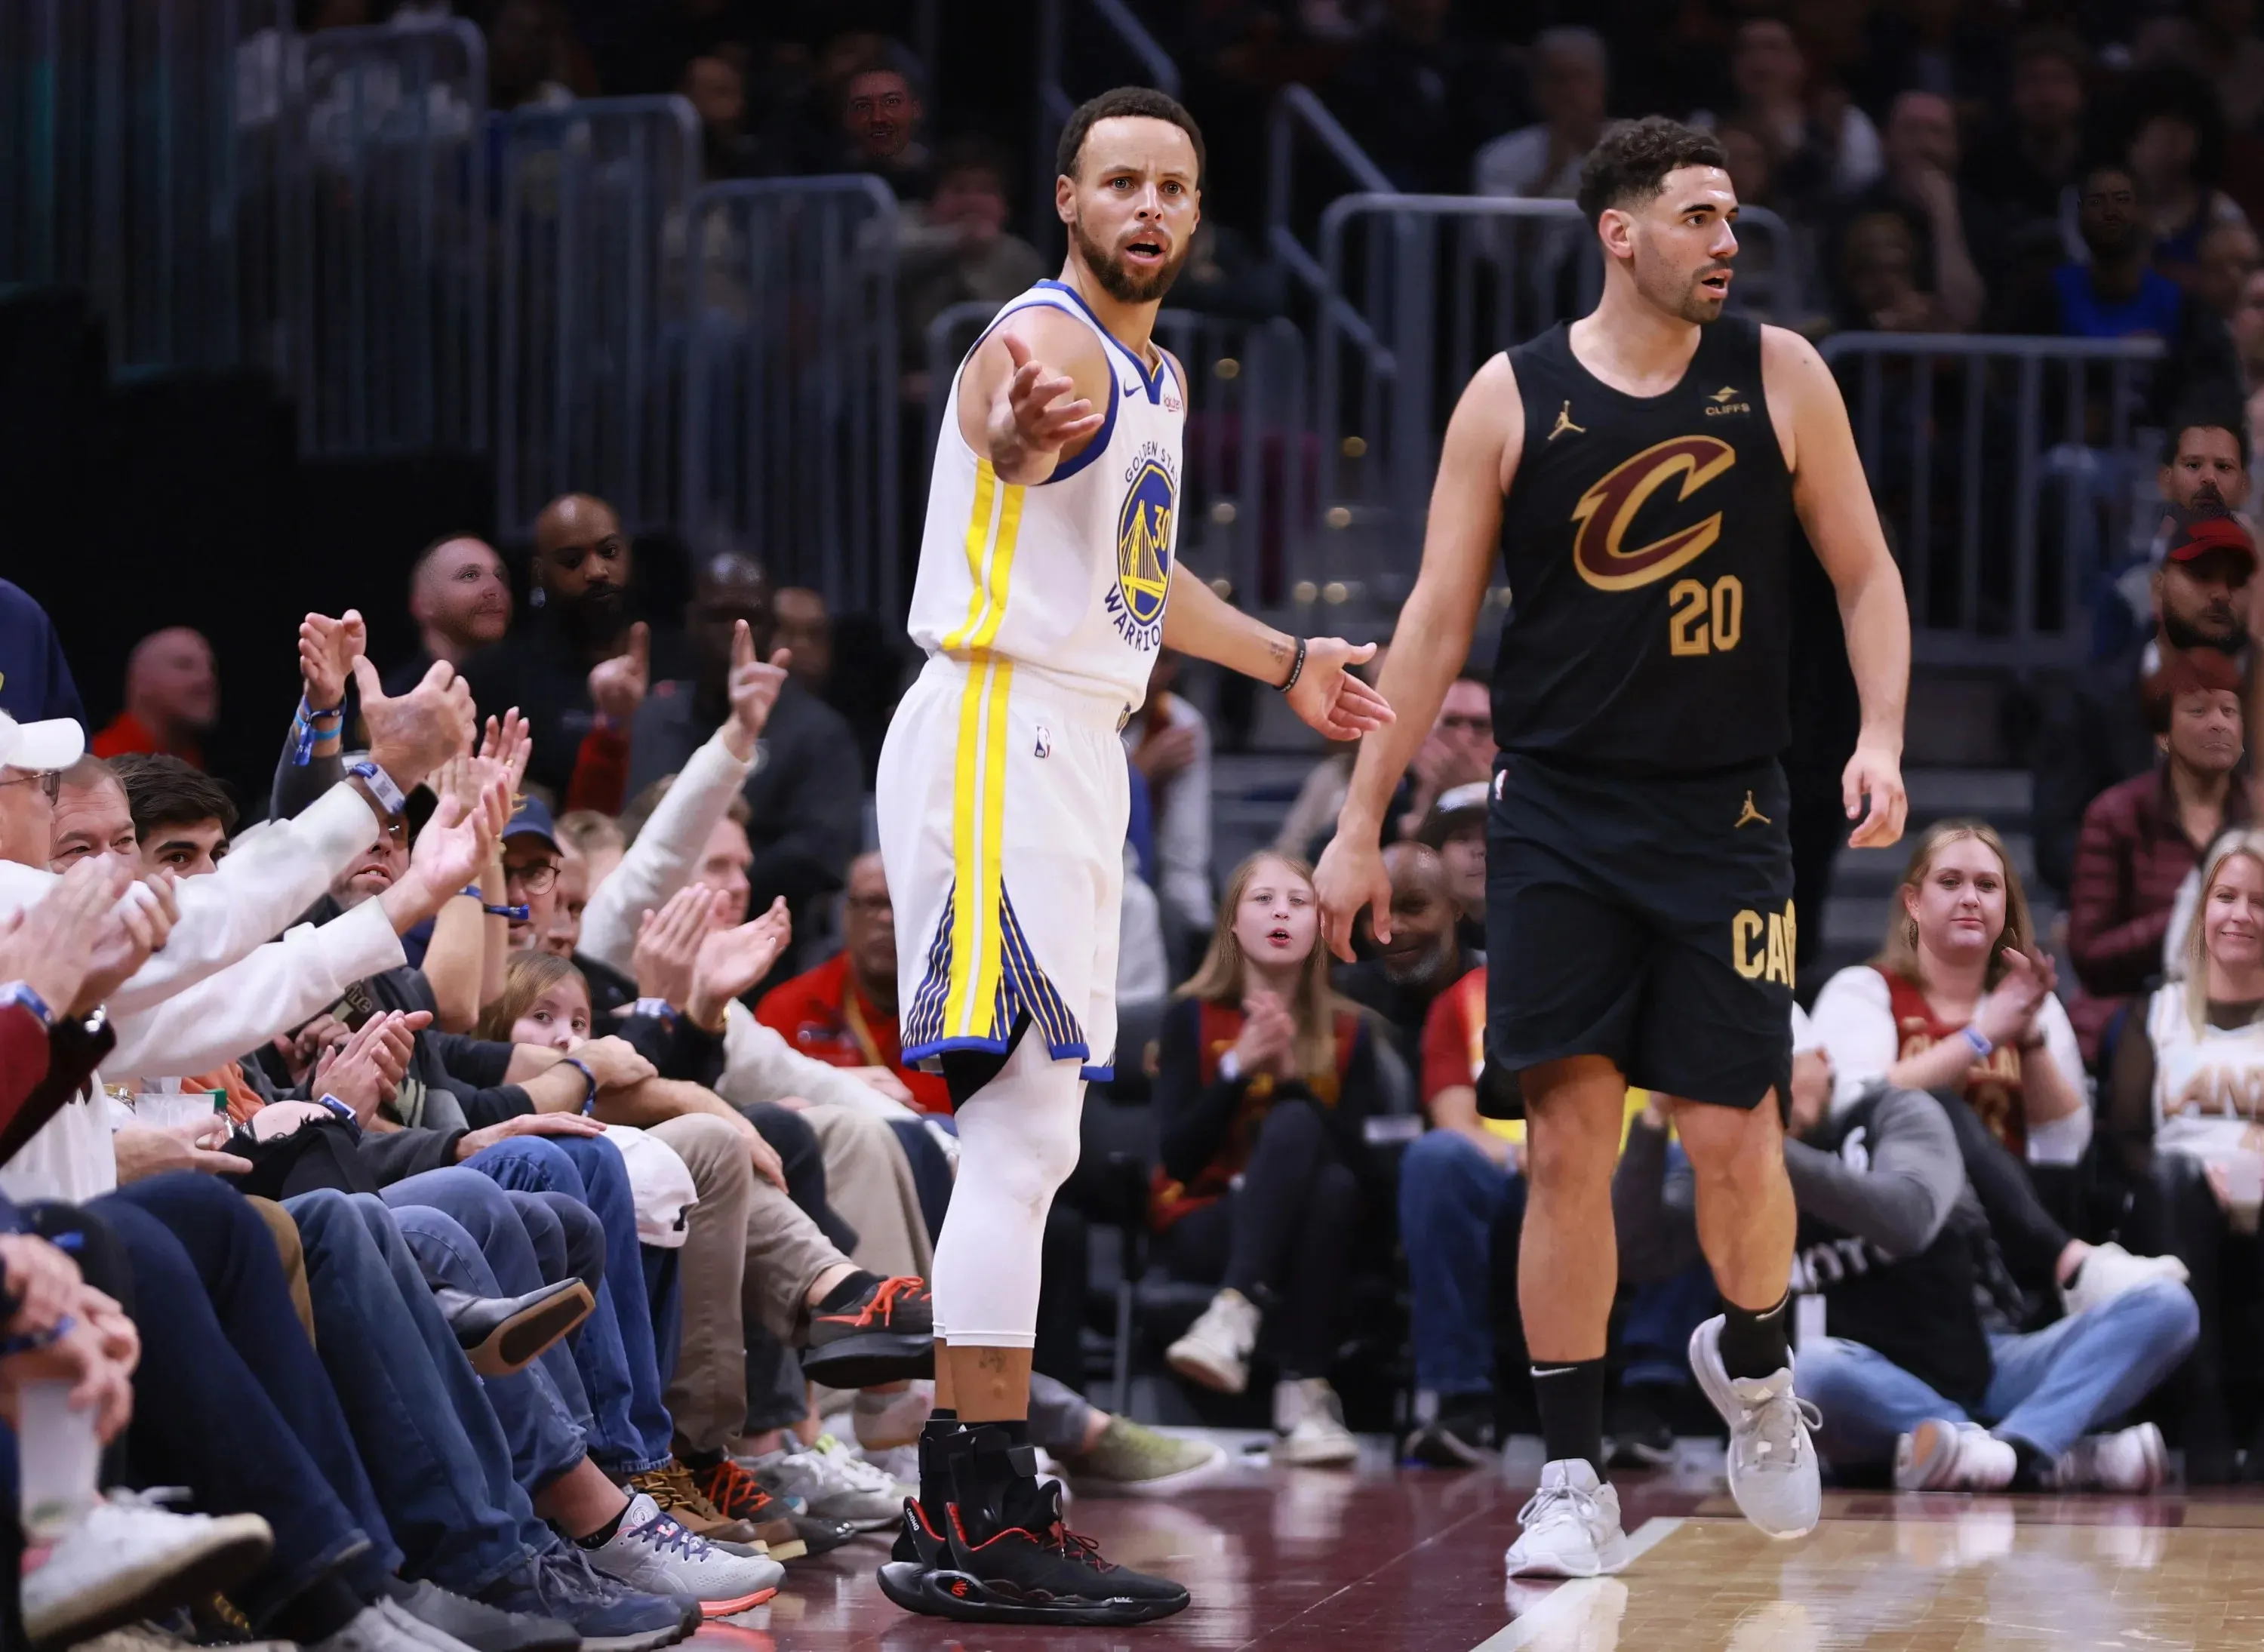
[801,1275,934,1389]
[684,1455,807,1561]
[875,1425,1189,1626]
[627,1460,758,1548]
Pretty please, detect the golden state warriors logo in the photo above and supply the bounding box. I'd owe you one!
[1106,444,1176,649]
[1570,434,1736,592]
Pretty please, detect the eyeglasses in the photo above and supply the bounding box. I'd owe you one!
[1437,714,1491,735]
[0,771,61,803]
[503,860,561,895]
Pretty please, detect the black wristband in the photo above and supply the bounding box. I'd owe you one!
[1277,636,1308,693]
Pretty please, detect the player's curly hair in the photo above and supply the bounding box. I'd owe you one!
[1057,86,1205,186]
[1576,116,1728,226]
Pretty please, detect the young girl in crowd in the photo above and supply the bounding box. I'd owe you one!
[2109,830,2264,1481]
[1155,851,1389,1467]
[1810,820,2090,1167]
[481,949,596,1047]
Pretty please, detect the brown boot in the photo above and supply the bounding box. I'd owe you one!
[628,1460,761,1547]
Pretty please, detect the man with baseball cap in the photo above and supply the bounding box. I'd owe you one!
[0,711,88,866]
[1417,780,1490,955]
[2036,440,2258,897]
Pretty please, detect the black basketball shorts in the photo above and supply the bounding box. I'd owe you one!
[1481,752,1795,1116]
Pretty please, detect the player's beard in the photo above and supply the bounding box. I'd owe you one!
[1071,216,1189,305]
[1632,240,1728,324]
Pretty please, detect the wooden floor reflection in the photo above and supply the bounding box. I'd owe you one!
[680,1438,2264,1651]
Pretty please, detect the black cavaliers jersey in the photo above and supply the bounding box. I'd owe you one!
[1490,315,1794,775]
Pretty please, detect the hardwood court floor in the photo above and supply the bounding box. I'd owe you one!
[686,1438,2264,1651]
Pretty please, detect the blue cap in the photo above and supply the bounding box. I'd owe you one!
[503,793,558,851]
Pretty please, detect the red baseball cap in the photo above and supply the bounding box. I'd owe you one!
[2164,503,2256,568]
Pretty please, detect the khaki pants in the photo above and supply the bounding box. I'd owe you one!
[246,1195,315,1345]
[802,1102,934,1281]
[649,1112,847,1454]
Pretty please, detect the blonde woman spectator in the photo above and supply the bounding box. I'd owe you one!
[1809,820,2090,1167]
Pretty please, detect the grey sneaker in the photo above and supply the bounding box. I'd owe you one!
[1060,1417,1229,1497]
[584,1492,784,1617]
[740,1434,904,1530]
[1688,1315,1822,1540]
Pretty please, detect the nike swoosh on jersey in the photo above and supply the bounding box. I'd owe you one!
[1122,382,1142,397]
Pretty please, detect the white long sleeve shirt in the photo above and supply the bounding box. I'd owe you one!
[1808,963,2093,1165]
[0,782,382,1013]
[105,896,408,1079]
[580,724,758,976]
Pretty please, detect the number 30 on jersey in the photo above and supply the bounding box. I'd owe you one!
[1668,574,1743,657]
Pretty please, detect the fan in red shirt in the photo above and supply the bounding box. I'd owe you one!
[91,627,217,769]
[755,849,951,1114]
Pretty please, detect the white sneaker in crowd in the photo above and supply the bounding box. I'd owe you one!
[1688,1316,1823,1540]
[2059,1243,2190,1318]
[1503,1460,1630,1578]
[851,1380,933,1450]
[20,1488,273,1649]
[2046,1422,2167,1493]
[311,1604,478,1652]
[1166,1287,1260,1395]
[741,1435,906,1530]
[1894,1419,2016,1491]
[1273,1377,1360,1467]
[583,1492,784,1617]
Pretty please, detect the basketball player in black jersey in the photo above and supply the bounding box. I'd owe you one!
[1317,118,1910,1574]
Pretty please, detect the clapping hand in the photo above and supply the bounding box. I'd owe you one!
[634,885,723,1009]
[1232,989,1298,1080]
[72,872,180,1017]
[688,897,792,1030]
[0,855,127,1019]
[299,610,369,712]
[313,1009,431,1126]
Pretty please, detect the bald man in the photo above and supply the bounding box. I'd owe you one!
[93,627,218,768]
[459,493,690,795]
[1330,841,1483,1060]
[383,534,512,697]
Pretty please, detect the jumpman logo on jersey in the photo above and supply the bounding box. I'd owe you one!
[1734,790,1771,829]
[1547,401,1586,443]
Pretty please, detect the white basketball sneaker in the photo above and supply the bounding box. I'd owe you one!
[1503,1459,1631,1578]
[2045,1423,2167,1493]
[1689,1315,1823,1540]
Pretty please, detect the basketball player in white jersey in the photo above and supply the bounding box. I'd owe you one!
[874,88,1390,1626]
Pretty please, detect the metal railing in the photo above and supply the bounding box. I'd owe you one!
[494,95,699,536]
[921,298,1315,617]
[681,176,901,617]
[1822,332,2164,672]
[290,19,488,455]
[1029,0,1180,241]
[1308,192,1799,614]
[0,0,291,371]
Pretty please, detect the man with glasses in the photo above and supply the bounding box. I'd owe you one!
[0,712,78,855]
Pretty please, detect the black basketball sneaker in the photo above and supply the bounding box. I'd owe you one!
[875,1425,1189,1626]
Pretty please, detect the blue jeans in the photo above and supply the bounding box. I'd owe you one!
[1400,1130,1521,1397]
[1623,1259,1718,1392]
[282,1190,540,1595]
[466,1135,675,1474]
[1795,1280,2201,1468]
[95,1175,393,1627]
[383,1170,594,1498]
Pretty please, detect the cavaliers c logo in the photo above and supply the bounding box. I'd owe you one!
[1570,435,1736,592]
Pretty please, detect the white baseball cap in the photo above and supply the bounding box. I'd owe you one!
[0,712,86,774]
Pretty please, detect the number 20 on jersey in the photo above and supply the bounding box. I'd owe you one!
[1668,574,1744,656]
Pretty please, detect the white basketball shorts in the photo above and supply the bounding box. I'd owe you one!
[877,652,1130,1086]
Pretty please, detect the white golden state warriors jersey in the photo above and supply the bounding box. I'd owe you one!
[908,280,1186,707]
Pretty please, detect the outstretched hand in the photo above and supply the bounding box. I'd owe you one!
[1284,638,1393,743]
[589,623,651,728]
[721,620,792,760]
[355,657,476,793]
[299,610,368,712]
[994,332,1103,467]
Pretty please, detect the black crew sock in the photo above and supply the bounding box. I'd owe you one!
[269,1573,365,1646]
[817,1269,883,1313]
[1718,1291,1793,1380]
[1530,1358,1607,1475]
[2004,1435,2053,1490]
[573,1504,630,1550]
